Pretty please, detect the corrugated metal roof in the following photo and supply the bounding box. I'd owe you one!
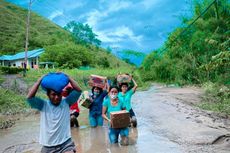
[0,55,12,60]
[0,48,44,61]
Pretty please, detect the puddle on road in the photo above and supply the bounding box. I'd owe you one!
[0,115,40,153]
[0,87,183,153]
[0,115,182,153]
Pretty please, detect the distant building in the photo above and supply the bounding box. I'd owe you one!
[0,48,44,69]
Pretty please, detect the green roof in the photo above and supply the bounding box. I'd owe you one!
[0,48,44,61]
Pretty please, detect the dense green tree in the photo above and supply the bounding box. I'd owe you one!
[64,21,101,46]
[140,0,230,85]
[41,42,93,68]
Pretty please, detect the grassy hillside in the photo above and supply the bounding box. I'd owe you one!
[0,0,74,53]
[0,0,130,68]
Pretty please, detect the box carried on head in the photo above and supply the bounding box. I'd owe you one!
[110,110,130,128]
[88,74,107,89]
[116,74,132,84]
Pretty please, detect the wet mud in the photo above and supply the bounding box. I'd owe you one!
[0,84,229,153]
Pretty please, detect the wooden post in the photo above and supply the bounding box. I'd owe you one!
[24,0,35,76]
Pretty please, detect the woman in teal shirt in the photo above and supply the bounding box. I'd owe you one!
[118,77,138,127]
[102,86,129,145]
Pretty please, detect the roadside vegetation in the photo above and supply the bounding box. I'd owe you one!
[139,0,230,115]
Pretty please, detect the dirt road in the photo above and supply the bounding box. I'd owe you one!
[0,84,229,153]
[134,84,230,153]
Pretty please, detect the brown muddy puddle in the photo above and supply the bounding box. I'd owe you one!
[0,112,182,153]
[1,86,229,153]
[0,87,188,153]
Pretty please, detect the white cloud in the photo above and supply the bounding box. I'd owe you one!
[85,10,104,28]
[85,1,130,28]
[62,1,85,13]
[95,31,118,43]
[107,1,130,13]
[48,10,64,20]
[140,0,161,9]
[96,26,143,47]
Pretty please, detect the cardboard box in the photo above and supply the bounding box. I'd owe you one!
[88,75,107,88]
[79,91,92,109]
[110,111,130,128]
[117,74,132,84]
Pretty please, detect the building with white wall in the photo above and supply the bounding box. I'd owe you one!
[0,48,44,69]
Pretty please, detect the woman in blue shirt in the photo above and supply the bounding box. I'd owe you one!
[102,86,129,145]
[89,80,109,127]
[118,77,138,127]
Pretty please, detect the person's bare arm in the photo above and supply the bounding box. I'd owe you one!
[27,76,43,99]
[68,76,81,92]
[102,106,110,122]
[131,77,138,93]
[104,79,110,92]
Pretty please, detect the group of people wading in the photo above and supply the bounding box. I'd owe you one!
[27,73,138,153]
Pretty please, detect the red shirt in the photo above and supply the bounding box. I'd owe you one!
[62,84,80,113]
[70,101,80,113]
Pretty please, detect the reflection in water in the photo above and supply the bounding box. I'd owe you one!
[0,115,40,153]
[71,126,139,153]
[0,90,184,153]
[129,128,138,145]
[0,115,182,153]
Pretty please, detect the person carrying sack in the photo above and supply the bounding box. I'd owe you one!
[27,73,81,153]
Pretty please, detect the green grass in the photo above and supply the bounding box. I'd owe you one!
[197,82,230,115]
[0,87,28,114]
[0,75,4,84]
[23,67,147,90]
[198,99,230,115]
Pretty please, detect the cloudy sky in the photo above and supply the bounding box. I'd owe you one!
[7,0,193,64]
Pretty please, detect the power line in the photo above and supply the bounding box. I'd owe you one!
[160,0,217,53]
[2,0,74,26]
[34,0,74,25]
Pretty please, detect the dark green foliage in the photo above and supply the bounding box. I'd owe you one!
[97,57,110,68]
[0,66,24,74]
[122,50,146,58]
[64,21,101,46]
[139,0,230,114]
[41,42,93,68]
[141,0,230,85]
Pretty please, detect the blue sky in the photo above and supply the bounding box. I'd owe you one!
[7,0,193,65]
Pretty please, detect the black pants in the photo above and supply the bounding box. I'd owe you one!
[70,112,79,127]
[129,108,136,118]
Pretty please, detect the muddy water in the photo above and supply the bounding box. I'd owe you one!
[0,111,181,153]
[0,85,229,153]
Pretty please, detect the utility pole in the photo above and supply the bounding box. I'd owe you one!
[24,0,35,77]
[214,0,219,19]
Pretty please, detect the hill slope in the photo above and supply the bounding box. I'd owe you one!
[0,0,130,68]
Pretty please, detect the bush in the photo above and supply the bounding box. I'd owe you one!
[0,87,28,114]
[0,66,24,74]
[199,82,230,115]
